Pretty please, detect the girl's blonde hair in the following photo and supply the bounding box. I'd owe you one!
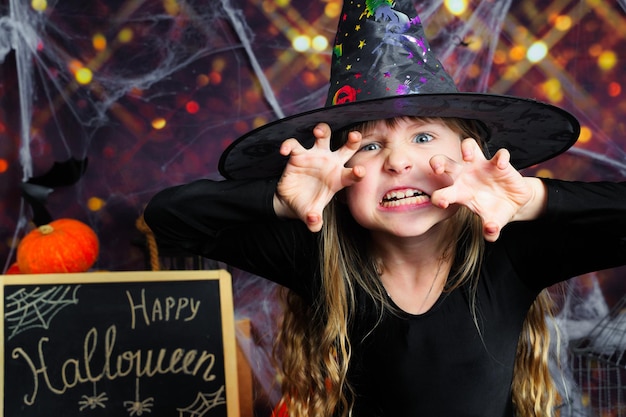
[273,117,559,417]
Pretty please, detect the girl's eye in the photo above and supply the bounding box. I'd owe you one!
[359,142,381,152]
[412,132,434,143]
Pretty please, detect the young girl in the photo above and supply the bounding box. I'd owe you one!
[144,1,626,416]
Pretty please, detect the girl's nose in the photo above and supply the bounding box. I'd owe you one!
[384,146,412,174]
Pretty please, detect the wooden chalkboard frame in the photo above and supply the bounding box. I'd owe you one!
[1,270,239,417]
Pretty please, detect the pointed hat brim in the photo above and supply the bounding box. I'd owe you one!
[218,92,579,179]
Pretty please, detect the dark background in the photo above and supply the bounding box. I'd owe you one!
[1,1,625,415]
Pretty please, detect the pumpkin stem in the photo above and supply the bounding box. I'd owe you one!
[38,224,55,235]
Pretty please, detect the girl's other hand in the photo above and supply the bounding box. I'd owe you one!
[429,139,544,242]
[274,123,365,232]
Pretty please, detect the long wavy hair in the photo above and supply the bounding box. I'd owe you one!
[273,117,560,417]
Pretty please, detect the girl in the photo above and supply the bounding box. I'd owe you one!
[145,116,626,416]
[145,1,626,415]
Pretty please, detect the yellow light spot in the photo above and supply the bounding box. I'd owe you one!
[117,28,134,43]
[312,35,329,52]
[163,0,180,15]
[581,393,590,407]
[92,33,107,51]
[75,67,93,85]
[502,66,520,81]
[324,2,341,19]
[535,168,553,178]
[212,58,226,72]
[554,15,572,31]
[293,35,311,52]
[152,118,167,130]
[527,41,548,63]
[444,0,468,15]
[598,50,617,71]
[31,0,47,12]
[467,37,482,53]
[509,45,526,61]
[253,116,268,129]
[275,0,289,7]
[541,78,563,102]
[578,126,592,144]
[87,197,105,212]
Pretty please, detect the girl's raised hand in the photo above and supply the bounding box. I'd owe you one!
[274,123,365,232]
[429,138,545,241]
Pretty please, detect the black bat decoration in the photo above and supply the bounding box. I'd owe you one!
[20,157,89,226]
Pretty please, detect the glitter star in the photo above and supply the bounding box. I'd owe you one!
[358,40,366,49]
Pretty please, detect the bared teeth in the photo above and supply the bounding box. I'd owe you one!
[382,189,425,202]
[380,189,429,207]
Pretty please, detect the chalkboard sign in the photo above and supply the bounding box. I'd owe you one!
[1,270,239,417]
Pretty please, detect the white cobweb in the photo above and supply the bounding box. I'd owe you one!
[4,285,80,340]
[1,0,625,415]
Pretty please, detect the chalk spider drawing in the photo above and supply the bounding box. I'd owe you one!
[5,285,80,340]
[177,385,226,417]
[124,378,154,416]
[78,382,108,411]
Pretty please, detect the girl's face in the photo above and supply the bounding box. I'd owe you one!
[344,117,464,239]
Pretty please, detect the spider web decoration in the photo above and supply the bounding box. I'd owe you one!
[5,285,80,340]
[177,385,226,417]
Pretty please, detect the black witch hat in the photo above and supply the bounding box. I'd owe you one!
[219,0,579,180]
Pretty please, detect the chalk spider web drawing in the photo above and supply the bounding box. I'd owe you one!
[5,285,81,340]
[78,381,108,411]
[177,385,226,417]
[124,378,154,416]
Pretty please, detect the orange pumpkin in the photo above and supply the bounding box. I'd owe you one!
[17,218,99,274]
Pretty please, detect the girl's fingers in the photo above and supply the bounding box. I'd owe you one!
[492,147,511,170]
[429,153,462,179]
[460,138,484,162]
[312,123,332,146]
[280,138,303,156]
[305,212,323,232]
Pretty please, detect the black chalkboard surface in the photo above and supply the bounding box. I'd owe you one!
[1,270,239,417]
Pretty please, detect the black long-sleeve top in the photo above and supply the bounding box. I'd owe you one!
[144,178,626,416]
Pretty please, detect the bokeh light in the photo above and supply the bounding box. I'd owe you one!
[527,41,548,63]
[151,118,167,130]
[292,35,310,52]
[87,197,105,211]
[75,67,93,85]
[92,33,107,51]
[30,0,47,12]
[598,50,617,71]
[185,101,200,114]
[444,0,468,15]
